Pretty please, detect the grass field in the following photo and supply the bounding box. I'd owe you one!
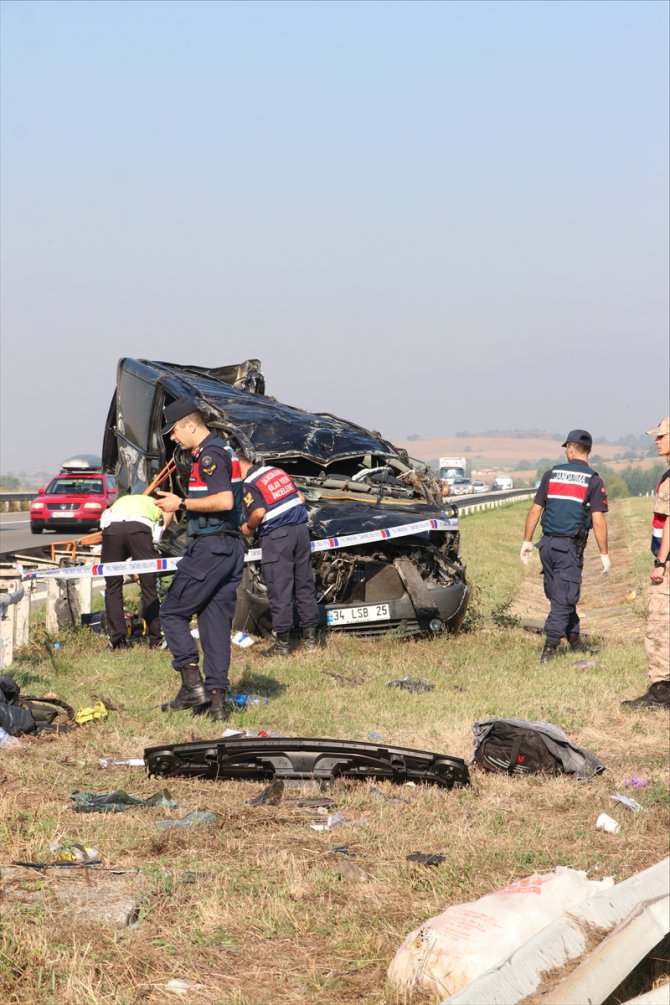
[1,498,668,1004]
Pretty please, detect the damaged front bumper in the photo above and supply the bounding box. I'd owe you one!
[144,736,470,789]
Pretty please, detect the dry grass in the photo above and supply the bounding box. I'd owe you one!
[1,499,668,1004]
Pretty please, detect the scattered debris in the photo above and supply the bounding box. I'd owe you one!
[386,677,435,693]
[0,726,20,748]
[49,840,100,863]
[596,812,620,833]
[328,855,371,883]
[473,718,605,779]
[252,780,285,806]
[71,788,178,813]
[406,852,445,867]
[157,811,217,830]
[311,812,344,832]
[611,792,643,813]
[74,700,109,725]
[0,675,37,736]
[574,659,604,670]
[368,730,384,741]
[164,978,205,996]
[624,776,648,788]
[294,796,334,808]
[99,757,145,768]
[229,693,268,708]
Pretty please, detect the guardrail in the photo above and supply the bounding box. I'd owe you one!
[451,488,535,514]
[0,491,33,512]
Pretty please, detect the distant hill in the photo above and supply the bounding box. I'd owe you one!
[394,434,656,482]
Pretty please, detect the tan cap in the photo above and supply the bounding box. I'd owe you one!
[646,417,670,437]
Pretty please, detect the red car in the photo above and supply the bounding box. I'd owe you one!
[30,456,117,534]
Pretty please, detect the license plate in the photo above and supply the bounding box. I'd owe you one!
[52,512,74,518]
[327,603,390,626]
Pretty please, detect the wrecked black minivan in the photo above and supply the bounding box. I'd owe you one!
[102,358,469,638]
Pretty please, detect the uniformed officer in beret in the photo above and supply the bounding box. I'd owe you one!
[237,452,320,657]
[155,397,245,721]
[520,429,610,661]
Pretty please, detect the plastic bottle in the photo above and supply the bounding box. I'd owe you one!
[0,726,20,748]
[230,694,269,708]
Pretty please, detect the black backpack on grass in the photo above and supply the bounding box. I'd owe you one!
[472,718,605,779]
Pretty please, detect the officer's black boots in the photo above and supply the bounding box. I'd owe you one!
[161,663,209,712]
[207,689,230,722]
[259,632,291,658]
[621,681,670,710]
[568,634,591,654]
[302,627,319,652]
[109,637,132,651]
[540,639,561,663]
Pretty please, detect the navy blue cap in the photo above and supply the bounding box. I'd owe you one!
[562,429,593,449]
[161,397,199,435]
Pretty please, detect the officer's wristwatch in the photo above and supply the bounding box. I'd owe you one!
[178,499,187,513]
[654,559,666,568]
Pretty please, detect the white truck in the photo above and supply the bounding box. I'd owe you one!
[438,457,467,487]
[491,476,514,491]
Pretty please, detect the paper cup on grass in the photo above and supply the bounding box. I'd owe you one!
[596,812,620,834]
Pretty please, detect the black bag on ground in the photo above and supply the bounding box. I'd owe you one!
[0,675,37,736]
[0,675,75,736]
[472,717,605,779]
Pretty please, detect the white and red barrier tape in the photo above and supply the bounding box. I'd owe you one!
[19,517,458,581]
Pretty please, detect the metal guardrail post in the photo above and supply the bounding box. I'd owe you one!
[455,489,535,516]
[0,576,29,670]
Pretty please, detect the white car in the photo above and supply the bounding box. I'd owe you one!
[451,478,473,496]
[471,481,487,494]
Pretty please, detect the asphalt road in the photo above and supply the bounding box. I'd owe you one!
[0,510,81,561]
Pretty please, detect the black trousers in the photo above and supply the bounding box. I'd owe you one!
[160,534,245,691]
[101,521,161,645]
[261,523,320,634]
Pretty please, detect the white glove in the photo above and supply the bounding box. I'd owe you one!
[520,542,534,564]
[600,554,611,575]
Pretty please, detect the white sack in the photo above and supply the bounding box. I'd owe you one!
[387,867,613,1001]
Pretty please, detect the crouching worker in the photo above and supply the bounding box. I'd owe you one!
[155,397,245,723]
[238,453,321,657]
[101,492,172,650]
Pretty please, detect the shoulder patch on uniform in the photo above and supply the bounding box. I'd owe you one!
[244,492,254,507]
[201,455,217,476]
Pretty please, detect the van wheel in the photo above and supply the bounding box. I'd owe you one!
[31,524,44,534]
